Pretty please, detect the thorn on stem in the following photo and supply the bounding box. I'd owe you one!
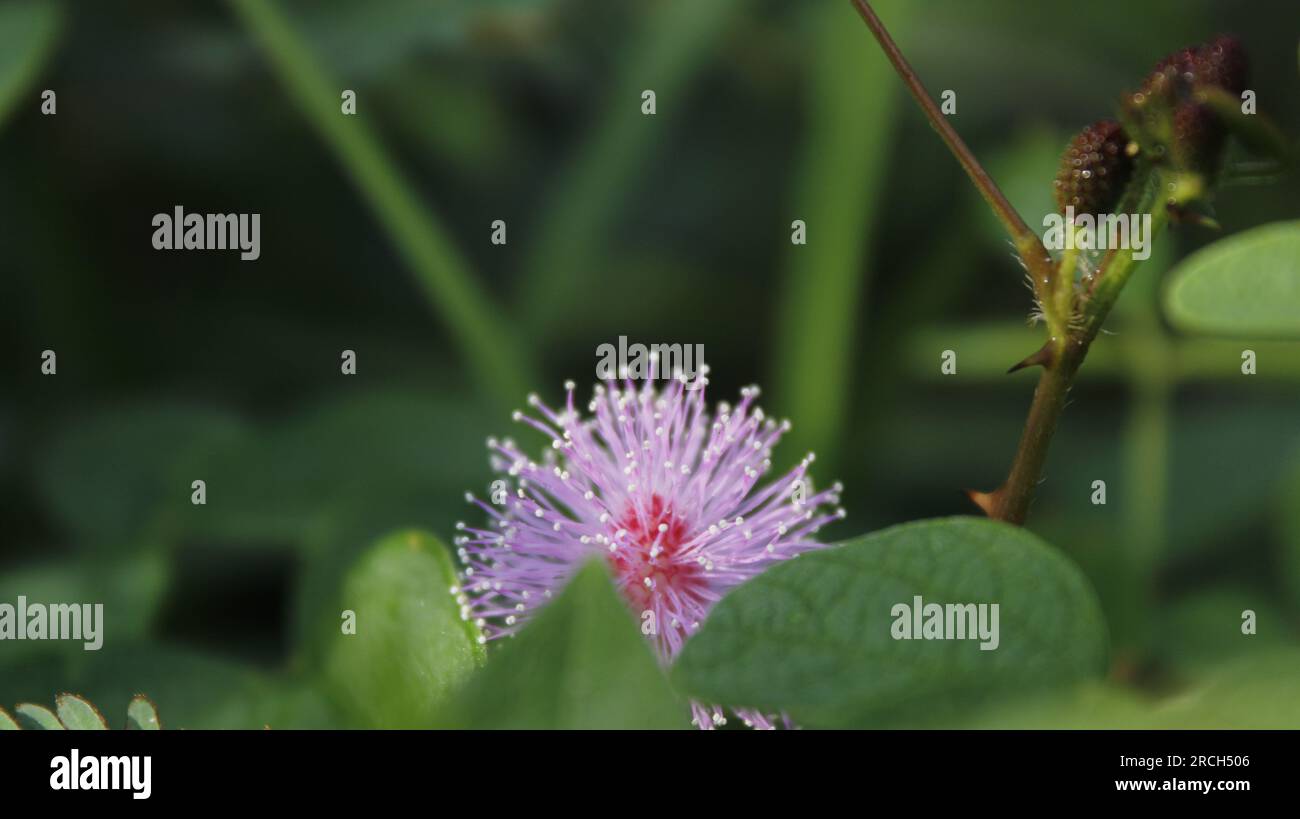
[964,487,1000,518]
[1007,341,1056,374]
[1166,201,1221,230]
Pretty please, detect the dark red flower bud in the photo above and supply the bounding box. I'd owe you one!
[1195,35,1247,96]
[1134,35,1247,104]
[1053,120,1134,216]
[1173,101,1228,177]
[1122,35,1249,180]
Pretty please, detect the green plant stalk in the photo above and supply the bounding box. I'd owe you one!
[517,0,743,334]
[977,338,1086,523]
[1051,229,1081,346]
[229,0,529,410]
[852,0,1143,523]
[1114,314,1171,655]
[773,0,906,474]
[1083,170,1183,336]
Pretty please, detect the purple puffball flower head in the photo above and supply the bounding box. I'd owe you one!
[454,376,845,728]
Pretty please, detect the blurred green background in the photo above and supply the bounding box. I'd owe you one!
[1,0,1298,727]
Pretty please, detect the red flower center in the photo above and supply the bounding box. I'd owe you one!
[606,494,705,612]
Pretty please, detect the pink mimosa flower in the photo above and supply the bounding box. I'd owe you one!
[453,377,843,728]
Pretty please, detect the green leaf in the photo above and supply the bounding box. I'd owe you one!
[55,693,108,730]
[273,392,493,657]
[673,517,1108,728]
[197,391,491,547]
[1144,649,1300,728]
[1164,221,1300,338]
[13,703,64,730]
[126,695,161,730]
[0,645,328,730]
[0,554,168,666]
[954,649,1300,729]
[325,531,484,728]
[35,403,247,548]
[927,682,1149,729]
[0,0,62,130]
[4,695,164,730]
[437,560,685,729]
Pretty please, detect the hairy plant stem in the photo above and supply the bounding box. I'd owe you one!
[987,180,1170,524]
[848,0,1057,307]
[852,0,1186,525]
[981,337,1088,524]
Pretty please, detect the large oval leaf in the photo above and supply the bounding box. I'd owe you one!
[673,517,1108,728]
[1164,221,1300,338]
[436,560,685,729]
[324,530,483,728]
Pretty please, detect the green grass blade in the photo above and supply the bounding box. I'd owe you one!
[516,0,743,332]
[771,0,908,471]
[0,0,62,130]
[229,0,529,409]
